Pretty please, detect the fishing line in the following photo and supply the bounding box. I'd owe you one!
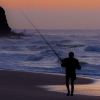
[19,9,62,61]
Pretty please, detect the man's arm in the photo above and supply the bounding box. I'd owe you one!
[61,59,66,67]
[76,60,81,70]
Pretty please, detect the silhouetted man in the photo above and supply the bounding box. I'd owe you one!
[61,52,81,96]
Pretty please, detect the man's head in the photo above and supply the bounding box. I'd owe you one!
[69,52,74,58]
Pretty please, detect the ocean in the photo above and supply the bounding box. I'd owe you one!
[0,30,100,79]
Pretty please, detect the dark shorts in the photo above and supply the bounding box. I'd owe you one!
[66,73,76,80]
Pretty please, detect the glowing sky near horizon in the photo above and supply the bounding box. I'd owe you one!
[1,0,100,10]
[1,0,100,29]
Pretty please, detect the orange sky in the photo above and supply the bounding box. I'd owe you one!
[1,0,100,29]
[1,0,100,10]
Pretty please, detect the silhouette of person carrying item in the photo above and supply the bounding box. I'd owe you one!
[61,52,81,96]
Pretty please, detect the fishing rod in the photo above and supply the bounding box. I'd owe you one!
[19,9,62,61]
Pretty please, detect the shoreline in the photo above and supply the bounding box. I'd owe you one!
[0,70,100,99]
[0,69,95,84]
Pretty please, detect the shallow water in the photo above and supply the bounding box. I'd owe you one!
[39,77,100,96]
[0,30,100,78]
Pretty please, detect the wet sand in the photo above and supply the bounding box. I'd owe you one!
[0,70,99,100]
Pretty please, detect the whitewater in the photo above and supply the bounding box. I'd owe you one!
[0,30,100,78]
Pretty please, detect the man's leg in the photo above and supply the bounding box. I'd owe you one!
[66,79,70,96]
[71,79,74,96]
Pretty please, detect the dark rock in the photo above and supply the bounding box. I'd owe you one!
[0,6,24,37]
[0,6,11,31]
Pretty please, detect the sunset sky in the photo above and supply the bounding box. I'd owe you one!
[1,0,100,29]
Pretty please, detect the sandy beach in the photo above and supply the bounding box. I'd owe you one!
[0,70,99,100]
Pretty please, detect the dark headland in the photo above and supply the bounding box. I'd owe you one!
[0,6,24,37]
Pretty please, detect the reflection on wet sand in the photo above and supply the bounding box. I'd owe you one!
[40,79,100,96]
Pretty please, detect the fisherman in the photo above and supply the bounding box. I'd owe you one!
[61,52,81,96]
